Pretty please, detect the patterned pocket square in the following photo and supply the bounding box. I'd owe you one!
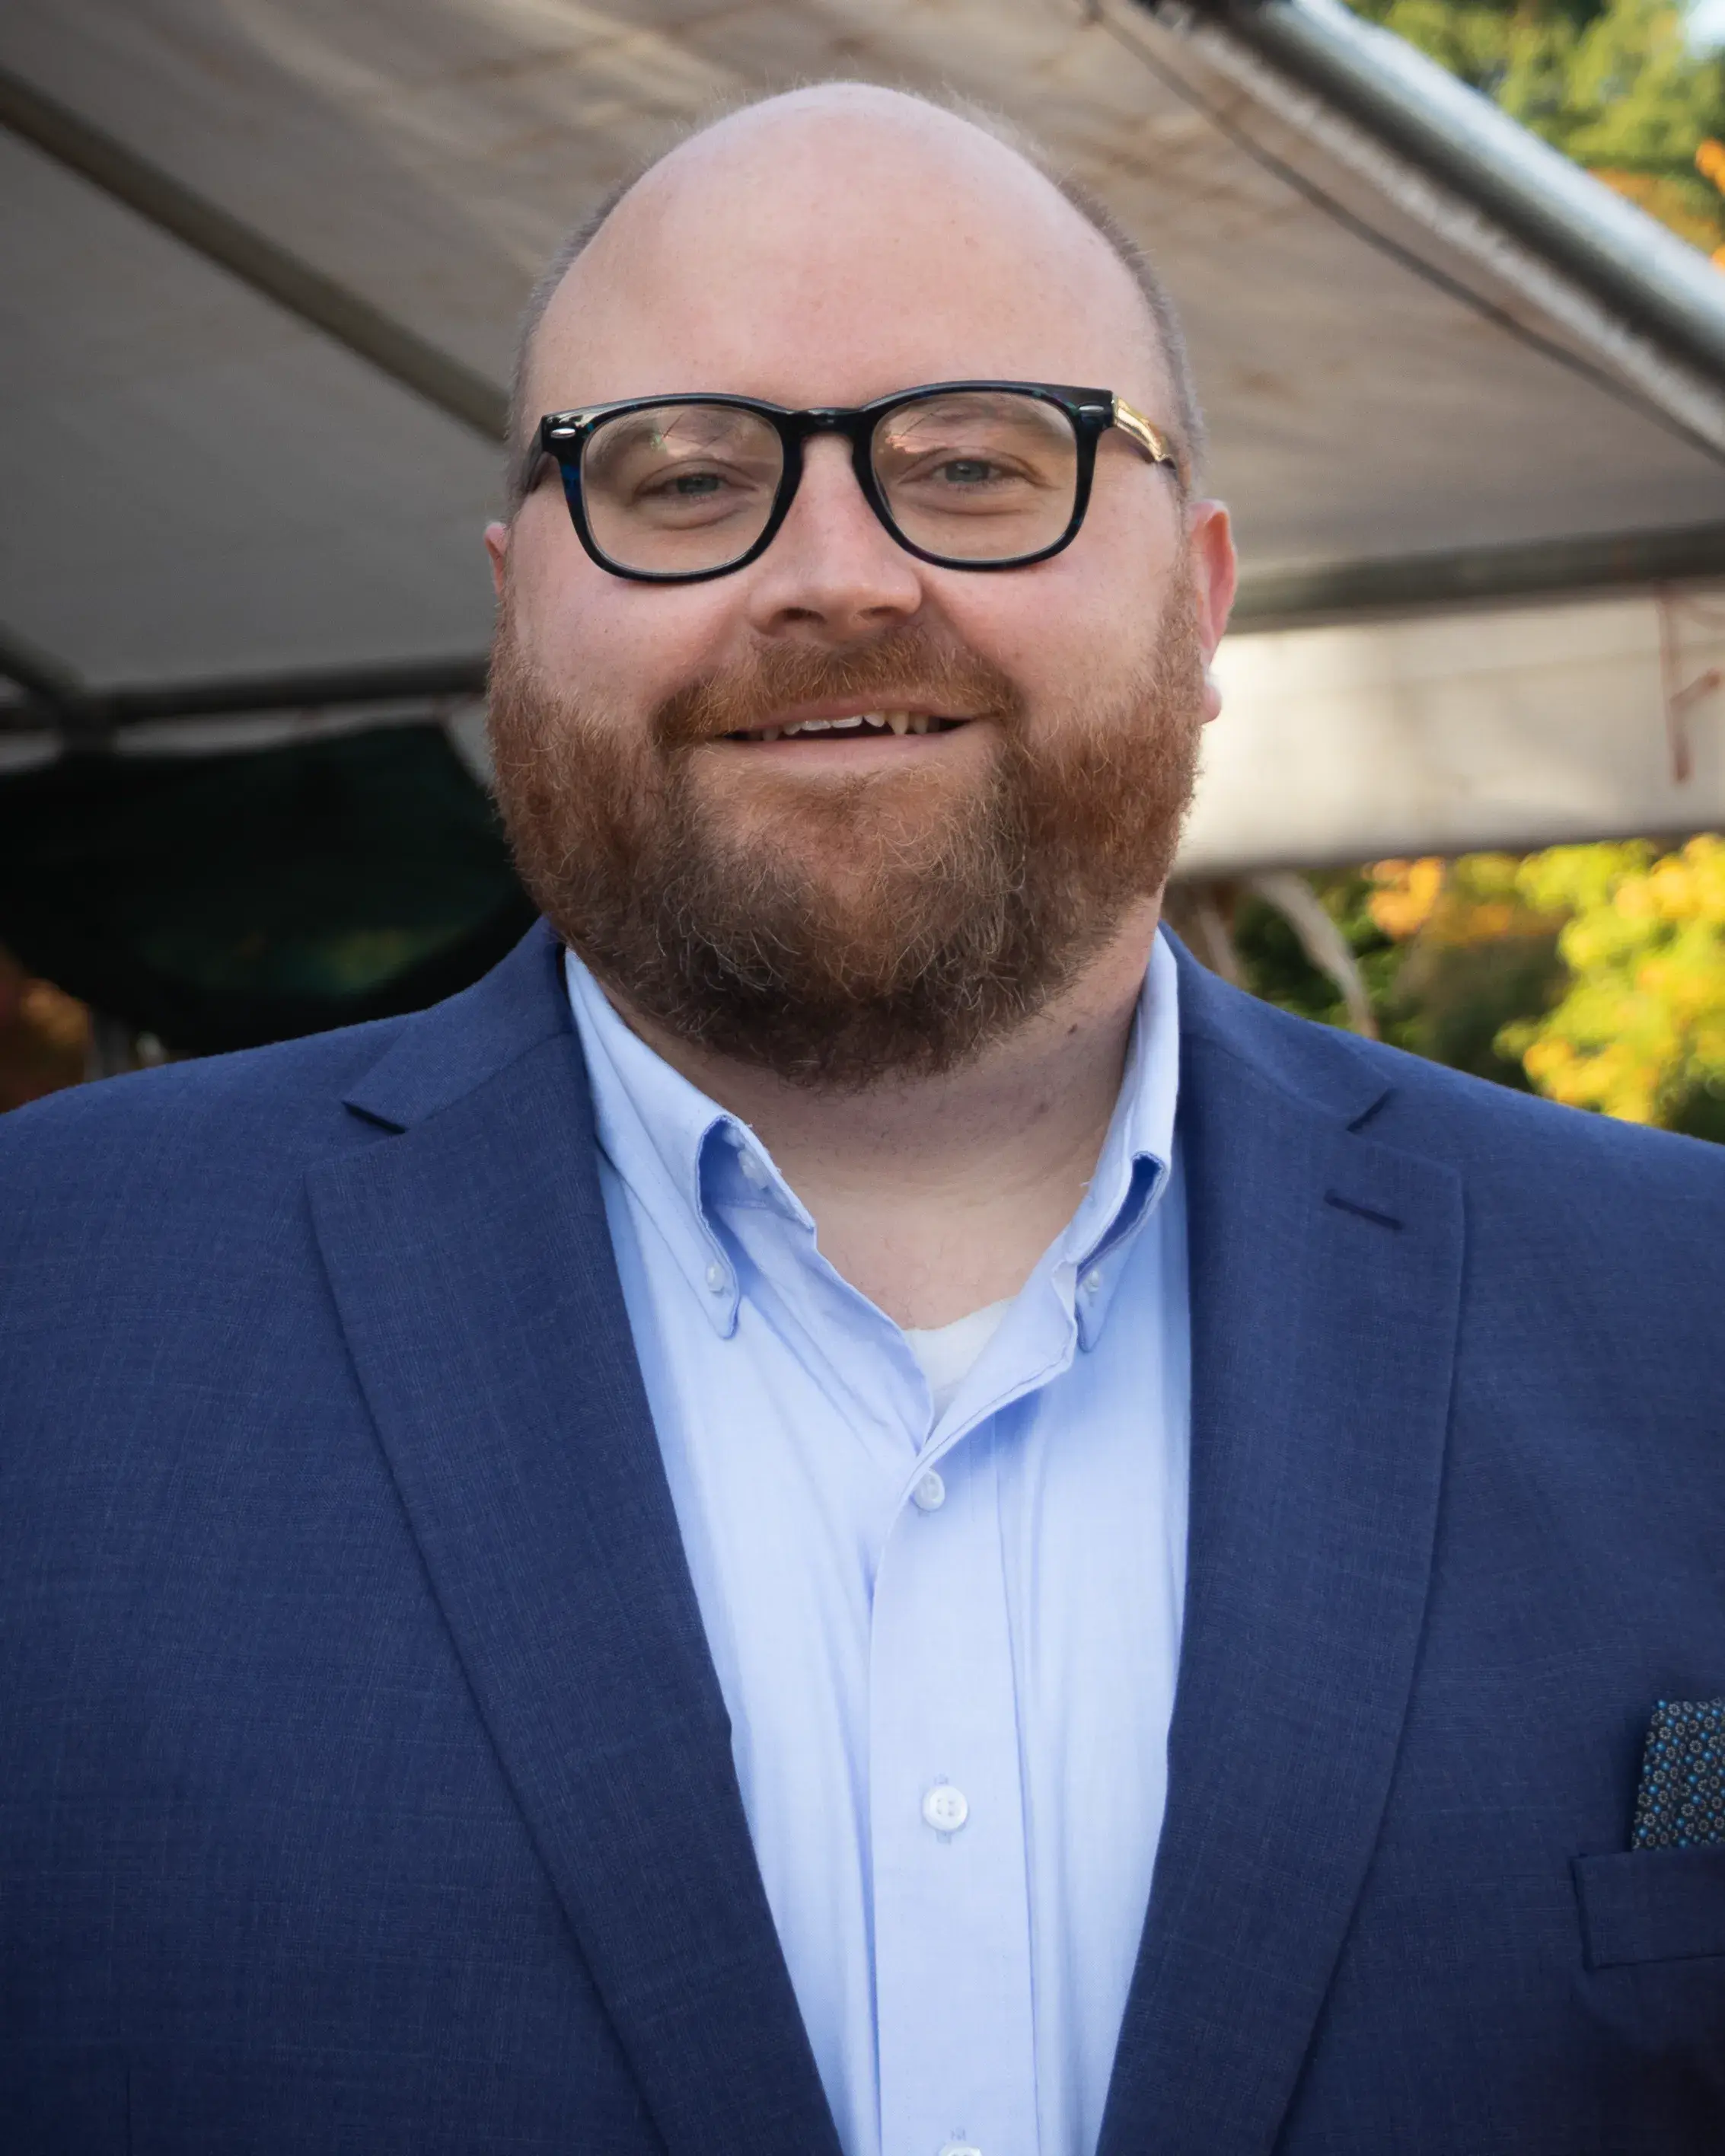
[1631,1698,1725,1848]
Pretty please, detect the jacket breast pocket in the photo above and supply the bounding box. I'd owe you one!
[1574,1846,1725,1969]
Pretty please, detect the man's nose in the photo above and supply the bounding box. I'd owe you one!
[741,434,925,640]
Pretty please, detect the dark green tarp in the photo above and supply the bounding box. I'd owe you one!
[0,724,536,1053]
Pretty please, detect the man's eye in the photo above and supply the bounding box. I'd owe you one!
[646,468,728,499]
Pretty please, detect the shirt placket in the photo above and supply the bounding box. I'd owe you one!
[870,1410,1037,2156]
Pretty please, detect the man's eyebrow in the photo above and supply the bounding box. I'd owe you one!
[500,97,1205,515]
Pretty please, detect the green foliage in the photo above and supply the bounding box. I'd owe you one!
[1230,844,1725,1143]
[1390,930,1562,1084]
[1258,0,1725,1143]
[1232,872,1402,1029]
[1345,0,1725,251]
[1499,836,1725,1129]
[1231,857,1563,1085]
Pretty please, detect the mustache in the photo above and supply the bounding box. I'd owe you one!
[649,625,1027,750]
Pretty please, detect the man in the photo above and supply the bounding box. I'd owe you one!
[3,81,1724,2156]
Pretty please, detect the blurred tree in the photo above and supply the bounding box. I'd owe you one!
[1345,0,1725,256]
[0,943,89,1111]
[1220,845,1724,1142]
[1229,870,1401,1028]
[1256,0,1725,1143]
[1500,835,1725,1135]
[1224,857,1564,1091]
[1368,855,1567,1084]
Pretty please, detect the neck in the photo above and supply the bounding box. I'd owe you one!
[606,900,1163,1328]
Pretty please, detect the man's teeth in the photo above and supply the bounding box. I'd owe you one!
[729,710,959,743]
[765,711,932,738]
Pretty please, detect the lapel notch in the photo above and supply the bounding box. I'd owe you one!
[308,935,840,2156]
[1102,967,1465,2156]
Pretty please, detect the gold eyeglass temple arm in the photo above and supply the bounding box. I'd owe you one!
[1111,397,1175,468]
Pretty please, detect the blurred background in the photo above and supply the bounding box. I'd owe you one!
[3,0,1723,1135]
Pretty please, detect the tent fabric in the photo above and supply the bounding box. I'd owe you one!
[3,0,1725,710]
[0,726,535,1051]
[2,0,1724,1048]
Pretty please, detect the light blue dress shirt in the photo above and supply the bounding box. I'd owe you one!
[566,937,1190,2156]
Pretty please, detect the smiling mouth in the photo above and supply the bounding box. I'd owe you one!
[723,711,971,744]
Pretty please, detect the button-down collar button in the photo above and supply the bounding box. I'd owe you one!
[1082,1267,1104,1296]
[704,1261,727,1293]
[922,1782,968,1833]
[911,1469,945,1512]
[737,1150,765,1186]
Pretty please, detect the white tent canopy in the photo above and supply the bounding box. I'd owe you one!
[2,0,1723,857]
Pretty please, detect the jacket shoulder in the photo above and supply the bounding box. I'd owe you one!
[1346,1019,1725,1215]
[0,923,570,1211]
[1178,949,1725,1213]
[0,1014,409,1184]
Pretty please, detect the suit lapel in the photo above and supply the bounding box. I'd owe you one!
[1101,966,1465,2156]
[307,931,840,2156]
[308,927,1463,2154]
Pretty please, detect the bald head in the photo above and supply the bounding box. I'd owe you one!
[486,81,1237,1092]
[506,84,1202,507]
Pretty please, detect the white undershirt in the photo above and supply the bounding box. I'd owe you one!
[902,1296,1015,1422]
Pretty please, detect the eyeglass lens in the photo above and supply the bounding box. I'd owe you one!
[577,391,1081,576]
[869,391,1078,563]
[581,405,784,577]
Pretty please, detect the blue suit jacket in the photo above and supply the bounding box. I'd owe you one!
[5,923,1725,2154]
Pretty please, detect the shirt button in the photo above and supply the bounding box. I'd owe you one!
[939,2143,984,2156]
[704,1261,727,1293]
[911,1469,945,1512]
[1082,1268,1104,1296]
[922,1782,969,1834]
[737,1150,765,1186]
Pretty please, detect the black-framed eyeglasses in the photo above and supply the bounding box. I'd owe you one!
[528,381,1179,584]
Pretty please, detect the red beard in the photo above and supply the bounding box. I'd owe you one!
[489,585,1205,1087]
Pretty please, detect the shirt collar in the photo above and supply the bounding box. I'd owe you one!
[1052,929,1180,1351]
[564,955,755,1335]
[563,931,1181,1347]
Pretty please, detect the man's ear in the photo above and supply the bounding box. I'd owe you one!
[484,520,510,600]
[1185,498,1236,722]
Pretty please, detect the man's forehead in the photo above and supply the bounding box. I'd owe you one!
[528,87,1165,411]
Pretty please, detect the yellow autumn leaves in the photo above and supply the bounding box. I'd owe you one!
[1369,839,1725,1129]
[1700,139,1725,266]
